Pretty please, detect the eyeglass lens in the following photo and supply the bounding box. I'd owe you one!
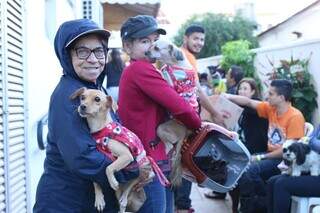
[75,47,106,59]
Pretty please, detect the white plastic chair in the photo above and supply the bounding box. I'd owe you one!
[290,122,320,213]
[291,197,320,213]
[304,122,314,137]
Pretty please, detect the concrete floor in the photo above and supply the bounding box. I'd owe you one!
[190,184,232,213]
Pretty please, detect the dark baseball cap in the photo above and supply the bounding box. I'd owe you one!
[120,15,166,40]
[64,19,111,48]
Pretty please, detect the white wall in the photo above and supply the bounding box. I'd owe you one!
[253,39,320,125]
[258,2,320,47]
[197,38,320,126]
[25,0,78,211]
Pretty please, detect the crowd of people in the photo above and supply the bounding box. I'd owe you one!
[33,15,320,213]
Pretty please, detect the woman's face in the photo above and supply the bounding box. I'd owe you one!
[238,82,255,98]
[124,32,159,61]
[70,34,106,83]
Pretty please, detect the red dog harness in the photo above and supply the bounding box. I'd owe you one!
[161,65,199,112]
[92,122,170,186]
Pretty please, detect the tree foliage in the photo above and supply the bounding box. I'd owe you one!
[220,40,255,78]
[173,13,258,58]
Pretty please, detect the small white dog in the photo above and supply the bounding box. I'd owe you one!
[281,140,320,176]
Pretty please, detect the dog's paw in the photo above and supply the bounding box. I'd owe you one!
[119,195,128,207]
[109,180,119,191]
[94,195,105,212]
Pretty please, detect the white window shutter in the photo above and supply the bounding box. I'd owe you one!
[0,0,27,213]
[82,0,103,27]
[0,1,5,211]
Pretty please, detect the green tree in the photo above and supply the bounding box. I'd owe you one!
[220,40,255,78]
[173,13,258,58]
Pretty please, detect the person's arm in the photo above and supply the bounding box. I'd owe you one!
[196,82,224,126]
[225,93,261,109]
[134,63,201,129]
[252,148,282,161]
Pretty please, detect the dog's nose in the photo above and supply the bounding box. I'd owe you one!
[80,105,86,111]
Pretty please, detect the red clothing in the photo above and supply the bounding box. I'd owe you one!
[92,122,170,186]
[92,122,145,162]
[161,64,199,112]
[118,59,201,163]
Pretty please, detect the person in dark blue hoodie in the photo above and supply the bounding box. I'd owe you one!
[33,19,140,213]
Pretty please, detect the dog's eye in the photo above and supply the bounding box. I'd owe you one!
[154,46,159,51]
[95,97,101,102]
[80,95,85,100]
[283,148,287,152]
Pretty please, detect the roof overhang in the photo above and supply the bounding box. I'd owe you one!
[101,0,161,31]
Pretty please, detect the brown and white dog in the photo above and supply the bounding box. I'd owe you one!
[70,88,157,213]
[145,40,237,186]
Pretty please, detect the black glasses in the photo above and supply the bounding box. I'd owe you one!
[74,47,108,60]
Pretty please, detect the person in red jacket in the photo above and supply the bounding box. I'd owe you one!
[118,15,201,213]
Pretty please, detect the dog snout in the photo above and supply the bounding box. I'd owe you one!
[79,104,87,116]
[80,104,86,111]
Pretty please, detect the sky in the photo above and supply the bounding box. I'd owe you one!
[159,0,317,38]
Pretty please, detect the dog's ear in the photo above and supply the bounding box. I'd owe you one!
[170,45,184,61]
[70,87,86,100]
[106,95,118,112]
[294,143,310,165]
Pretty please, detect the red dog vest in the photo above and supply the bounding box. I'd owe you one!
[92,122,170,186]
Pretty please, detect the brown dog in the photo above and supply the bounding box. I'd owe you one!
[146,40,238,186]
[70,87,155,213]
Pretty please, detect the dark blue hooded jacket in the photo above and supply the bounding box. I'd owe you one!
[33,19,137,213]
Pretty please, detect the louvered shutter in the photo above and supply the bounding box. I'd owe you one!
[0,0,26,212]
[0,2,6,212]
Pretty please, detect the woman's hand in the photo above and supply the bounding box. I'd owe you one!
[132,164,153,192]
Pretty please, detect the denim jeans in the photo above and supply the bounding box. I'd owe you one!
[174,178,192,210]
[137,172,174,213]
[267,174,320,213]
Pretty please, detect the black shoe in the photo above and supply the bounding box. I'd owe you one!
[204,191,226,200]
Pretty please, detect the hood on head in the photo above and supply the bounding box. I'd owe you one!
[54,19,110,80]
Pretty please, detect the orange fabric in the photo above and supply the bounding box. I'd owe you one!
[181,47,199,81]
[256,102,305,152]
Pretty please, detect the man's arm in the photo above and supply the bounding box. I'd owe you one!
[265,148,282,158]
[225,93,261,110]
[252,147,282,161]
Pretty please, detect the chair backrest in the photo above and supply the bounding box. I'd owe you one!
[304,122,314,137]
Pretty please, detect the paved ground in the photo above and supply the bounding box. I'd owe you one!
[190,184,232,213]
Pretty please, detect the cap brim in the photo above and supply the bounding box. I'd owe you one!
[131,26,166,39]
[65,29,111,48]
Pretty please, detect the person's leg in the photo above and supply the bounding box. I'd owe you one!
[266,174,282,213]
[269,175,320,213]
[165,185,174,213]
[229,187,240,213]
[137,176,166,213]
[174,178,192,210]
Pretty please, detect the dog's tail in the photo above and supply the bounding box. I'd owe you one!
[169,137,185,186]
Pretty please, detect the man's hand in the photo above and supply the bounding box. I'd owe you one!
[251,154,266,162]
[132,164,153,192]
[210,112,226,127]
